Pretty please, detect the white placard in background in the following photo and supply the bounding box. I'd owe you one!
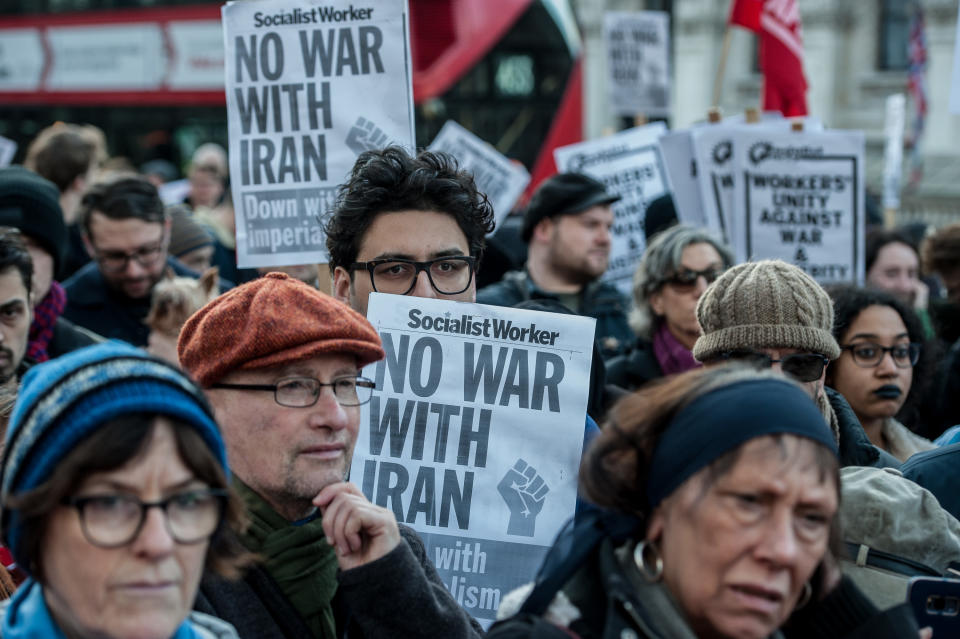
[732,129,865,285]
[554,123,669,296]
[429,121,530,234]
[0,136,17,168]
[222,0,415,268]
[951,10,960,114]
[352,293,595,627]
[603,11,670,118]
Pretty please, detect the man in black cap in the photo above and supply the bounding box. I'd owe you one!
[477,172,633,360]
[0,167,99,362]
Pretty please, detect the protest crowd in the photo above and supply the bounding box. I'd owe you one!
[2,1,960,638]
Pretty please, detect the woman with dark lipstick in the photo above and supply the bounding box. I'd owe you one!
[826,286,935,462]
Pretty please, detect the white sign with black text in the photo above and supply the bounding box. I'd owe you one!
[603,11,670,118]
[351,293,595,627]
[554,123,669,296]
[732,129,865,284]
[222,0,415,267]
[429,121,530,233]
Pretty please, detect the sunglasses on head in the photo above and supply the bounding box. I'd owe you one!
[663,267,724,291]
[715,350,829,383]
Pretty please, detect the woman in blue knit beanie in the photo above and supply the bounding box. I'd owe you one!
[0,341,248,638]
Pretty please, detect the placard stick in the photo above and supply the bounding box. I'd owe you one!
[745,107,759,123]
[634,113,648,127]
[712,27,733,107]
[883,207,897,229]
[708,107,723,123]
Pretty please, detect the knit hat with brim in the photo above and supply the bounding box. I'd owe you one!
[693,260,841,362]
[0,341,227,568]
[178,272,385,387]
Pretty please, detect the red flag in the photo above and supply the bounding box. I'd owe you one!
[729,0,808,116]
[729,0,763,31]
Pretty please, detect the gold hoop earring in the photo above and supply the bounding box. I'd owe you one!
[633,540,664,583]
[795,582,812,610]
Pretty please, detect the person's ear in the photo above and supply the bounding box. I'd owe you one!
[332,266,352,305]
[531,217,555,244]
[649,289,665,317]
[645,506,666,546]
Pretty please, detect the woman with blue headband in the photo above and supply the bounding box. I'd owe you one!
[0,341,249,638]
[489,366,924,639]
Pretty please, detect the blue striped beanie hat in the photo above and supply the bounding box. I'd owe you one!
[0,341,228,562]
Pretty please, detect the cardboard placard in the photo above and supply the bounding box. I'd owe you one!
[352,293,595,627]
[603,11,670,118]
[732,129,865,284]
[222,0,415,267]
[553,123,669,295]
[428,121,530,234]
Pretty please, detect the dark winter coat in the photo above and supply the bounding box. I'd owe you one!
[826,387,901,469]
[487,537,920,639]
[195,525,483,639]
[63,257,232,346]
[603,339,664,392]
[477,270,633,361]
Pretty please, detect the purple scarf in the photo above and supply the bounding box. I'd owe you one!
[652,322,701,376]
[27,281,66,363]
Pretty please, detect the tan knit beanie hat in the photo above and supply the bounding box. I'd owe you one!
[693,260,841,362]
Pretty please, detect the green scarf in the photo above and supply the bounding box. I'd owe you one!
[236,481,339,639]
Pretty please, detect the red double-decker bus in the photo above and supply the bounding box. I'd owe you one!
[0,0,582,192]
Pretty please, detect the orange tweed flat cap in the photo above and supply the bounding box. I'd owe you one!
[178,272,385,387]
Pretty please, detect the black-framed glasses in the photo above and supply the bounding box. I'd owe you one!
[62,488,227,548]
[93,236,167,273]
[210,375,376,407]
[716,350,829,383]
[349,256,476,296]
[663,267,725,291]
[840,342,921,369]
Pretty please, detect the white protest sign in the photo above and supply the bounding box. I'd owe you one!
[553,122,669,296]
[222,0,415,268]
[692,117,825,246]
[690,124,737,244]
[732,129,865,284]
[351,293,594,626]
[0,136,16,168]
[658,131,709,231]
[603,11,670,118]
[951,11,960,114]
[882,94,906,211]
[428,121,530,233]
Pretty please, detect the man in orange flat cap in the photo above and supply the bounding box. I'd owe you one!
[179,272,482,639]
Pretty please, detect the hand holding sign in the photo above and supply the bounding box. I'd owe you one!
[315,481,401,571]
[498,459,550,538]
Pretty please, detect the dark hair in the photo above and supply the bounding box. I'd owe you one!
[865,228,919,274]
[24,126,97,193]
[826,285,931,432]
[0,230,33,297]
[325,146,495,270]
[79,175,166,235]
[581,366,840,526]
[9,414,251,582]
[922,223,960,276]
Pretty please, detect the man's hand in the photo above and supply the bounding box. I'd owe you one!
[314,482,401,571]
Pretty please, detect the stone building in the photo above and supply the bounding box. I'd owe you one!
[574,0,960,225]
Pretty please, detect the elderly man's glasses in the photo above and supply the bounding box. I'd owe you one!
[350,256,476,296]
[63,488,227,548]
[716,350,829,383]
[663,268,724,292]
[94,239,166,274]
[210,375,376,407]
[840,342,921,368]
